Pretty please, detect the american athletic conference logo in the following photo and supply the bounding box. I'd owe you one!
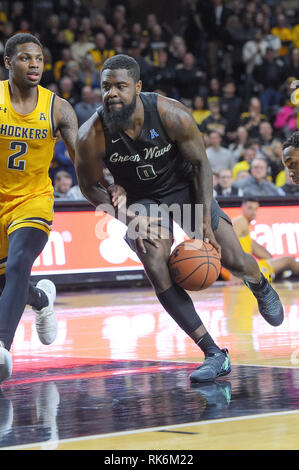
[150,128,159,139]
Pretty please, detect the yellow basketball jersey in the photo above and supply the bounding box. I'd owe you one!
[239,234,252,254]
[0,80,56,202]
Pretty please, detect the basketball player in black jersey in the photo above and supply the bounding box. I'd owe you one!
[75,55,284,382]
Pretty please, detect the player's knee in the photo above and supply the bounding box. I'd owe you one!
[145,259,167,282]
[142,251,169,283]
[5,248,34,278]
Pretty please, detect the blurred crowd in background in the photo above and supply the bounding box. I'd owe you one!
[0,0,298,200]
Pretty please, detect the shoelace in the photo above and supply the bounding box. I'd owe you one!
[196,353,225,371]
[35,309,56,326]
[35,321,56,333]
[35,314,54,322]
[256,286,279,308]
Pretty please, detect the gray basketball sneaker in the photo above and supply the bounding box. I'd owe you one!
[245,273,284,326]
[189,348,231,383]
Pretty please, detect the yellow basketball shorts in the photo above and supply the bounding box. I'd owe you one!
[220,259,275,284]
[0,194,54,275]
[258,259,275,284]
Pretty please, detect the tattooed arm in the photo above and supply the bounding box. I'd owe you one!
[157,95,220,254]
[54,96,78,163]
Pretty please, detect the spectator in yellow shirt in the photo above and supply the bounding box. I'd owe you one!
[64,17,78,46]
[232,146,257,180]
[192,96,211,127]
[292,24,299,49]
[53,48,72,82]
[271,14,293,56]
[89,33,115,71]
[0,1,7,24]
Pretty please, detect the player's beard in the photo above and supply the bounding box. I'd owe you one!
[103,94,137,134]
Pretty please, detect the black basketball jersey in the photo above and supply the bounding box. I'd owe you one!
[97,92,194,201]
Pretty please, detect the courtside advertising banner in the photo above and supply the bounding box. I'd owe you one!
[31,205,299,275]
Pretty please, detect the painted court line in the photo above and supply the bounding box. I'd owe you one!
[3,409,299,450]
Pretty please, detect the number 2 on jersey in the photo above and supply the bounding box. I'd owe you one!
[7,141,27,171]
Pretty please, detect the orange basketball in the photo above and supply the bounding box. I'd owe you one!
[168,239,221,291]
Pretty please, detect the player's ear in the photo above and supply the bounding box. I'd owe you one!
[136,80,142,95]
[4,56,11,70]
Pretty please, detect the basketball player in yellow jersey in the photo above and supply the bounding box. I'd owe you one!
[232,198,299,282]
[0,33,78,384]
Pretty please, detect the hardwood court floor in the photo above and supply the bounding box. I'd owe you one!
[0,280,298,450]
